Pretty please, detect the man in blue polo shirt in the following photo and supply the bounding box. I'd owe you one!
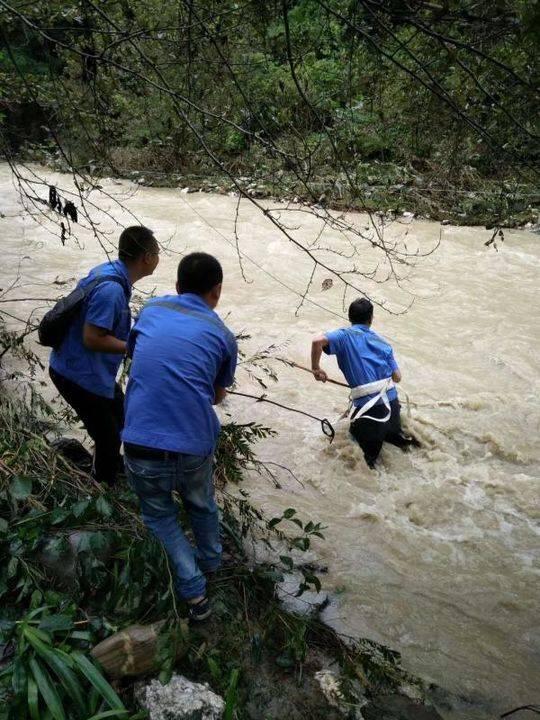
[311,298,416,468]
[122,252,237,621]
[49,226,160,485]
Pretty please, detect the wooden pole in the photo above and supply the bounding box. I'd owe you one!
[279,358,349,388]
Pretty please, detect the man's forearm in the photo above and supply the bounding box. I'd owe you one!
[311,341,323,371]
[84,335,127,354]
[213,385,227,405]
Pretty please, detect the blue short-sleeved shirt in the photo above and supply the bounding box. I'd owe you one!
[122,293,238,456]
[50,260,131,399]
[323,324,399,408]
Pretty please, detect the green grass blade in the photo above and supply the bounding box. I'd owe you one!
[28,675,40,720]
[29,657,66,720]
[88,687,100,715]
[71,652,125,710]
[84,710,129,720]
[224,668,240,720]
[24,628,86,714]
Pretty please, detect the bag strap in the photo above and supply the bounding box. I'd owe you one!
[85,274,130,300]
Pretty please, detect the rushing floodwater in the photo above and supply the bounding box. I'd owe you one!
[1,165,539,718]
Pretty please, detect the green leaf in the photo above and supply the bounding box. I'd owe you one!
[88,686,100,715]
[89,532,109,555]
[24,628,85,712]
[303,573,322,593]
[12,657,27,696]
[28,675,40,720]
[71,652,125,710]
[0,618,15,636]
[72,500,90,519]
[267,517,281,529]
[30,591,44,610]
[28,625,53,644]
[207,656,221,682]
[279,555,294,570]
[10,475,32,500]
[38,615,74,633]
[49,508,70,525]
[283,508,296,519]
[95,497,112,518]
[29,656,66,720]
[84,711,129,720]
[7,557,19,579]
[224,668,240,720]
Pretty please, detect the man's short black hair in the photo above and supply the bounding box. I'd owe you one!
[118,226,158,262]
[348,297,373,325]
[177,252,223,295]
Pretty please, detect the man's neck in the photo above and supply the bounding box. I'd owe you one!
[179,292,215,309]
[124,262,145,286]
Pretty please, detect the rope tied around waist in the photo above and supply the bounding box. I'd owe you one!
[349,377,395,423]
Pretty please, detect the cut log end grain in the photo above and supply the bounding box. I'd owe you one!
[91,620,189,678]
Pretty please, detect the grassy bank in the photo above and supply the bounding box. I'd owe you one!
[0,384,443,719]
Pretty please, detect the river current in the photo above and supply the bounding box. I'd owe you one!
[1,164,538,718]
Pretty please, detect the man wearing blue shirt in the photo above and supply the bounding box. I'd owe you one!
[49,226,160,485]
[122,252,238,621]
[311,298,416,468]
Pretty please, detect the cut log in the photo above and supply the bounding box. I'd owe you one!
[91,620,189,678]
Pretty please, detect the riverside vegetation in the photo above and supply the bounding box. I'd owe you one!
[1,1,538,226]
[0,321,433,720]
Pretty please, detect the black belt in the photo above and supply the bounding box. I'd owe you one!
[124,443,179,460]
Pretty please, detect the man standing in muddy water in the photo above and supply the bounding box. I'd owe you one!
[311,297,416,468]
[48,226,160,486]
[122,252,237,621]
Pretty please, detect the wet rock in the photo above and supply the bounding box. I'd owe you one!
[135,674,224,720]
[39,530,112,586]
[277,572,330,617]
[316,669,367,718]
[362,694,443,720]
[398,682,424,702]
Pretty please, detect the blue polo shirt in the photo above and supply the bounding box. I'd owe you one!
[122,293,238,456]
[323,324,399,408]
[50,260,131,399]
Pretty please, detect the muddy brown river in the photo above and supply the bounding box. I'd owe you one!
[1,164,538,718]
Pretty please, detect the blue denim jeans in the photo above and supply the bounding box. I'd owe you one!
[125,451,221,600]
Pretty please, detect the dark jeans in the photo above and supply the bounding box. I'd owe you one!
[124,450,221,600]
[350,398,412,468]
[49,367,124,486]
